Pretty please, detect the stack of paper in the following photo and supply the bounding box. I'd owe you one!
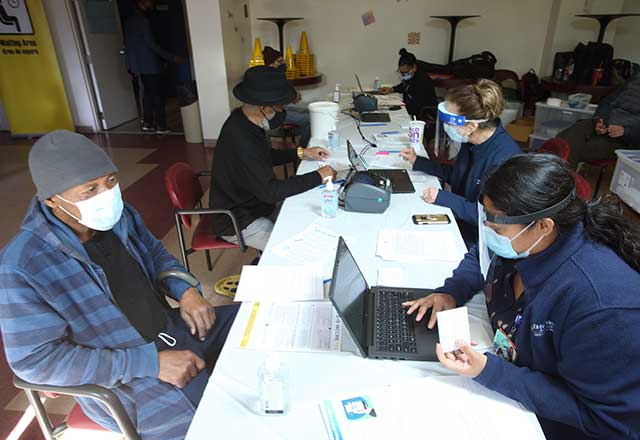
[235,265,324,303]
[270,225,353,278]
[240,302,342,352]
[372,133,410,145]
[376,229,460,262]
[319,376,545,439]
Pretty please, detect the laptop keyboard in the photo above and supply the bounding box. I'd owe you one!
[375,290,418,354]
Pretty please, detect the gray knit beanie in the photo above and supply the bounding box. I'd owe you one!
[28,130,118,201]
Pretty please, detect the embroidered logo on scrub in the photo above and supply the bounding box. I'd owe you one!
[531,321,555,336]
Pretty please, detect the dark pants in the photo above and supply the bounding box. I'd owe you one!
[558,119,625,165]
[141,74,167,129]
[155,304,239,406]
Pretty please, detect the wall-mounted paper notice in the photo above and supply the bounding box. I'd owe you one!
[361,10,375,26]
[408,32,420,45]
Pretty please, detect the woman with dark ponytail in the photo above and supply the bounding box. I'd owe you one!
[404,154,640,439]
[379,48,437,123]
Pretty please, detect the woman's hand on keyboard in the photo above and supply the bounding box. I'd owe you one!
[402,293,456,329]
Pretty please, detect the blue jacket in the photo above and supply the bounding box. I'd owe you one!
[0,198,197,439]
[437,224,640,439]
[413,122,520,242]
[124,13,173,75]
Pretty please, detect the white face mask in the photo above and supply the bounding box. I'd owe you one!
[56,184,124,231]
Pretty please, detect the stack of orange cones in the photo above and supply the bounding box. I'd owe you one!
[294,32,315,77]
[248,38,265,67]
[285,45,298,79]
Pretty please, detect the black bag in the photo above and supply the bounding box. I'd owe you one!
[573,42,613,85]
[449,51,497,80]
[520,69,546,116]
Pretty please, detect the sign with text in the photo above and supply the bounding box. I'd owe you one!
[0,0,34,35]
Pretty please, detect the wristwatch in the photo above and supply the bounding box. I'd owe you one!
[297,147,304,160]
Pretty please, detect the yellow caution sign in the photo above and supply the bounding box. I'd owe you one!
[0,0,73,135]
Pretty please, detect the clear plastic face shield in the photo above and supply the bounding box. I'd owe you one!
[434,102,488,159]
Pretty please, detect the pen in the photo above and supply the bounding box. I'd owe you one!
[376,150,402,155]
[360,123,387,127]
[379,131,400,135]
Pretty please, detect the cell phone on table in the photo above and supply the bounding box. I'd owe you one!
[412,214,451,225]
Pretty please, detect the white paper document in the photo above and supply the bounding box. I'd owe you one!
[240,302,342,352]
[270,224,352,278]
[437,306,471,353]
[234,265,324,303]
[319,376,545,440]
[377,267,407,286]
[376,229,460,262]
[372,133,410,144]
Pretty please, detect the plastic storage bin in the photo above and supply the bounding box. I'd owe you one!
[533,101,596,139]
[610,150,640,214]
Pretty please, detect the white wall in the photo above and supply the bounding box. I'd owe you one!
[42,0,98,133]
[219,0,253,108]
[612,0,640,64]
[185,0,231,142]
[250,0,555,99]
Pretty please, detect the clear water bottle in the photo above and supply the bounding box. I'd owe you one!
[333,83,341,103]
[374,76,381,90]
[321,176,338,218]
[258,354,289,415]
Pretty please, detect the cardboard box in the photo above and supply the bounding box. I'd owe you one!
[506,117,534,143]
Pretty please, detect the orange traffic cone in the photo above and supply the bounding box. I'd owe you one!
[285,45,298,79]
[298,31,310,55]
[248,37,265,67]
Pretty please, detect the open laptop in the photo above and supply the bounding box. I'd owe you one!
[346,139,415,193]
[354,73,390,123]
[329,237,439,361]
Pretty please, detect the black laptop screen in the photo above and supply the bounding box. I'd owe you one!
[329,238,369,353]
[347,140,366,172]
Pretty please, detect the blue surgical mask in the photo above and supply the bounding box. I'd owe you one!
[56,184,124,231]
[401,72,414,81]
[483,221,545,259]
[444,124,469,143]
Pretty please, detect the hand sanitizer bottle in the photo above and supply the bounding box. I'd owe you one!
[258,354,289,415]
[374,77,381,90]
[333,83,341,103]
[321,176,338,218]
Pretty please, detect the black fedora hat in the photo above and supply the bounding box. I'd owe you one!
[233,66,297,106]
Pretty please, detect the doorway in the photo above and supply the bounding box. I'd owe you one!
[71,0,192,134]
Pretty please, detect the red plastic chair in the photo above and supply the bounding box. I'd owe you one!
[538,138,570,162]
[585,158,617,197]
[164,163,246,272]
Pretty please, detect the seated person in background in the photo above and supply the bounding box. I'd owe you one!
[400,79,520,243]
[558,73,640,165]
[262,46,312,147]
[210,66,335,251]
[0,130,238,440]
[404,154,640,440]
[380,48,438,134]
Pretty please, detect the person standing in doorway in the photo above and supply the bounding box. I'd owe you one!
[124,0,182,133]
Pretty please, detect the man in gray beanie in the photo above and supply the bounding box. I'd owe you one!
[0,130,238,439]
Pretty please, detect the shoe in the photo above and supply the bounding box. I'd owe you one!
[141,123,156,132]
[156,127,171,134]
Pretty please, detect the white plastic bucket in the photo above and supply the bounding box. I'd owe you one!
[308,101,339,145]
[180,101,203,144]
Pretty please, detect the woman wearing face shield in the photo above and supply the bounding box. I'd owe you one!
[404,154,640,440]
[400,79,520,243]
[379,48,438,122]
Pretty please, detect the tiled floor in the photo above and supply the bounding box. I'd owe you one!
[0,130,637,439]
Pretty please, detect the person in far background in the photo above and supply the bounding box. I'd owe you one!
[400,79,520,244]
[124,0,182,134]
[558,73,640,165]
[262,46,312,147]
[379,48,438,137]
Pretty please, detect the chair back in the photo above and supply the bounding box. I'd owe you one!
[538,138,570,162]
[164,162,204,229]
[572,172,593,201]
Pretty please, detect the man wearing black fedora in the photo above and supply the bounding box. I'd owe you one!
[209,66,336,250]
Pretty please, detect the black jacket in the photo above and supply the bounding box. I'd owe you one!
[392,61,438,119]
[209,108,321,236]
[594,74,640,145]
